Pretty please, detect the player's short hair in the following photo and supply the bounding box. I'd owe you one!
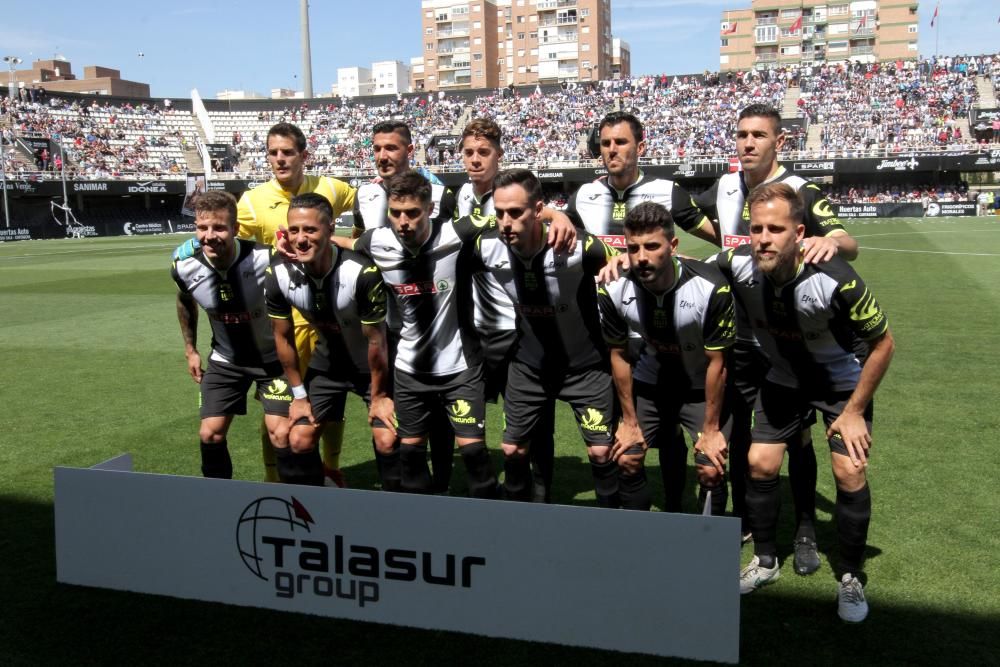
[385,170,432,205]
[373,120,412,146]
[598,111,643,143]
[624,201,675,240]
[289,192,333,225]
[747,182,804,224]
[267,122,307,152]
[461,118,502,150]
[493,168,543,205]
[738,104,782,134]
[193,190,237,226]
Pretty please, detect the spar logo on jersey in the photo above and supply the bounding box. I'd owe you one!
[579,407,609,433]
[597,234,626,248]
[237,496,487,606]
[448,399,477,425]
[391,280,445,296]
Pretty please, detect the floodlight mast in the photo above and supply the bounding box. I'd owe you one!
[301,0,313,99]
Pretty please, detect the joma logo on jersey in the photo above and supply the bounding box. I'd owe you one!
[392,281,439,295]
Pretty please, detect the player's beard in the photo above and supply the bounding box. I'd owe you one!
[755,244,797,281]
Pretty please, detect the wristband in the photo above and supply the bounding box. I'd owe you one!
[291,384,307,400]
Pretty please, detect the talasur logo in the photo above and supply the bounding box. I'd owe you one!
[236,496,487,605]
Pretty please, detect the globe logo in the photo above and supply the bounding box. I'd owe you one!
[236,496,314,581]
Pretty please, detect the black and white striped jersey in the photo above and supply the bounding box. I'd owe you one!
[599,258,735,391]
[171,240,275,367]
[455,182,517,333]
[715,245,888,393]
[566,172,710,247]
[353,217,485,377]
[474,227,616,372]
[696,166,845,249]
[265,247,387,376]
[352,180,456,233]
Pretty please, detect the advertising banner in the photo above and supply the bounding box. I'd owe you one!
[55,456,741,663]
[833,202,924,218]
[924,201,977,217]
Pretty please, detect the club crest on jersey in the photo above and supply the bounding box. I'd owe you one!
[612,202,627,221]
[219,283,234,301]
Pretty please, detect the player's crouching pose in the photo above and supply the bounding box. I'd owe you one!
[716,183,894,622]
[599,202,736,513]
[172,191,291,478]
[265,194,397,487]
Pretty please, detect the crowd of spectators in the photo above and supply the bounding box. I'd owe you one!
[2,52,998,179]
[797,55,996,153]
[825,182,973,204]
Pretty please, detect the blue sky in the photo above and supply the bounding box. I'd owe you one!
[3,1,996,98]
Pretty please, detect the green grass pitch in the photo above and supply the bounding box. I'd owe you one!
[1,217,998,665]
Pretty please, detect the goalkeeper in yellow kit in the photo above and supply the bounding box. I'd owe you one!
[174,122,356,485]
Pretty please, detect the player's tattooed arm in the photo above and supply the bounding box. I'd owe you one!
[175,291,202,383]
[363,322,396,437]
[272,317,314,426]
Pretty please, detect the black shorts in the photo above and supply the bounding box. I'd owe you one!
[200,358,291,418]
[752,382,873,457]
[484,328,518,403]
[503,360,614,447]
[634,380,733,467]
[303,368,379,425]
[394,364,486,439]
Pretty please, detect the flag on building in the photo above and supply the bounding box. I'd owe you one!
[856,15,867,33]
[791,15,803,32]
[722,22,737,34]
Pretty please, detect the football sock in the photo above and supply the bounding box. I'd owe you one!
[590,459,620,508]
[618,469,651,511]
[659,429,688,512]
[788,435,818,534]
[530,407,556,503]
[429,409,455,493]
[275,446,324,486]
[746,475,781,559]
[200,439,232,479]
[728,420,751,525]
[699,476,729,516]
[460,441,499,499]
[375,444,401,492]
[836,484,871,576]
[399,443,433,494]
[502,453,532,501]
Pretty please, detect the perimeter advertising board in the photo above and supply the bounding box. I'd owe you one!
[55,456,741,663]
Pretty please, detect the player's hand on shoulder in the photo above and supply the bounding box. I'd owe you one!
[597,253,630,284]
[801,235,839,264]
[546,212,577,252]
[173,237,201,261]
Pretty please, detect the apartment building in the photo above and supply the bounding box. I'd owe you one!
[719,0,920,71]
[418,0,623,91]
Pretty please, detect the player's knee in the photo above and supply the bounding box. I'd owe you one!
[747,445,783,478]
[831,453,867,492]
[501,442,527,458]
[587,445,612,464]
[696,464,724,487]
[198,425,226,444]
[267,424,289,449]
[288,428,319,454]
[372,428,396,455]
